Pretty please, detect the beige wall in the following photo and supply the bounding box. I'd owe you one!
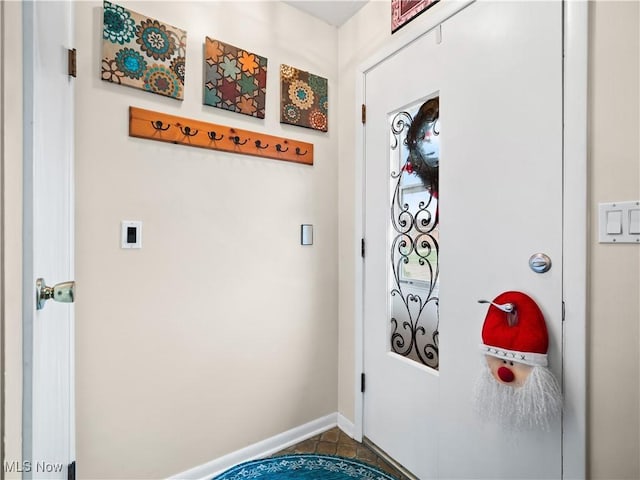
[588,1,640,479]
[336,0,447,426]
[336,1,640,478]
[1,0,24,478]
[74,2,338,478]
[336,0,391,425]
[3,1,639,478]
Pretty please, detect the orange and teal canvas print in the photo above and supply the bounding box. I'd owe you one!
[280,65,328,132]
[204,38,268,119]
[101,1,186,100]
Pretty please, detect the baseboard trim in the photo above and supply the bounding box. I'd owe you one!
[337,413,355,438]
[168,413,338,480]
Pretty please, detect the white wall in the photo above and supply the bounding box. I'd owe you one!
[1,1,24,478]
[3,1,638,478]
[588,1,640,478]
[74,2,339,478]
[337,0,407,425]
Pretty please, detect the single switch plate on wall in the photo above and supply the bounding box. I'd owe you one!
[121,221,142,248]
[599,201,640,243]
[301,224,313,245]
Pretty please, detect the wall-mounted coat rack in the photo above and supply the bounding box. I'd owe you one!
[129,106,314,166]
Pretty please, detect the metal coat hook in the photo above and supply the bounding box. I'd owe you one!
[230,135,248,146]
[130,107,313,166]
[179,126,198,137]
[151,120,170,131]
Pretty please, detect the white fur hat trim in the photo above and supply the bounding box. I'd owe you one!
[480,343,548,367]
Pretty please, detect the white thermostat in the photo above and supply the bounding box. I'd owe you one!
[121,221,142,249]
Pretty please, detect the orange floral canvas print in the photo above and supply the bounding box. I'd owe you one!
[280,65,328,132]
[101,1,186,100]
[204,38,267,119]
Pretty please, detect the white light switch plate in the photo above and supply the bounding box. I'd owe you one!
[301,224,313,245]
[121,221,142,249]
[599,201,640,244]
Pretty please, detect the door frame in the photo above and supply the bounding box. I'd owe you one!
[21,0,76,472]
[352,1,588,478]
[1,0,25,472]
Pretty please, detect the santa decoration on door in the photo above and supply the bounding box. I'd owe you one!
[473,291,562,430]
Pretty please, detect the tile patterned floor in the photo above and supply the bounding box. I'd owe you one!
[273,427,412,480]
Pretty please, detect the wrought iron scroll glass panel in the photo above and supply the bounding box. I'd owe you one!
[389,96,440,370]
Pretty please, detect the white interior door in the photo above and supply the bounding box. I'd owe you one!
[363,2,563,478]
[23,1,75,478]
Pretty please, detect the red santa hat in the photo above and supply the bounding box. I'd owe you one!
[480,291,549,367]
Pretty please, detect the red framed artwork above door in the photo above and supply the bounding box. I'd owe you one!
[391,0,440,33]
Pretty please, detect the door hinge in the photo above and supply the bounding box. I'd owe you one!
[361,373,366,393]
[68,48,77,77]
[361,104,366,124]
[361,238,365,258]
[68,461,76,480]
[562,301,566,322]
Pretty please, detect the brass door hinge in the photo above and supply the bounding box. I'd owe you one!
[361,104,366,124]
[68,48,77,77]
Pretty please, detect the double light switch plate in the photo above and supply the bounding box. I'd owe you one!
[599,201,640,243]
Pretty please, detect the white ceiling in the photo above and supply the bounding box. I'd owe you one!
[283,1,370,27]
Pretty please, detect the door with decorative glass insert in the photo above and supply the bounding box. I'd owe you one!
[363,2,564,478]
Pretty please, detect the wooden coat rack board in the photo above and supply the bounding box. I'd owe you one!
[129,106,314,166]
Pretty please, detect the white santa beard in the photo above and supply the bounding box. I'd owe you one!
[473,363,562,430]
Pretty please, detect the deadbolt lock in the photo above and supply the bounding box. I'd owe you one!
[529,253,552,274]
[36,278,75,310]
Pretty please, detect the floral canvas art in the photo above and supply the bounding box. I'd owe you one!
[101,1,186,100]
[204,38,267,119]
[280,65,328,132]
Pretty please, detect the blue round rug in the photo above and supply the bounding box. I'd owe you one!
[212,454,399,480]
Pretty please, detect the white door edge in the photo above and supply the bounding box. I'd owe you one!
[22,0,37,464]
[22,0,76,472]
[67,1,77,462]
[352,2,588,477]
[561,1,588,479]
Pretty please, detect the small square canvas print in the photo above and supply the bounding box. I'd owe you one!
[280,65,328,132]
[204,38,268,119]
[101,1,186,100]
